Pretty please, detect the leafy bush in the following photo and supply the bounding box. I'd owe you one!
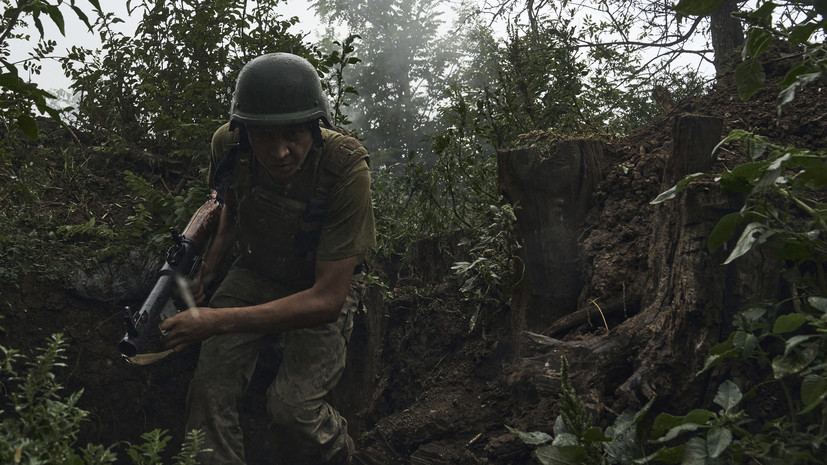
[509,356,653,465]
[0,0,102,139]
[452,203,522,332]
[0,333,206,463]
[122,170,209,250]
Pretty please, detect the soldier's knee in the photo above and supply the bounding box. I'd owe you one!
[267,395,304,428]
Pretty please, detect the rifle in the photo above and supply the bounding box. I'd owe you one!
[118,190,223,358]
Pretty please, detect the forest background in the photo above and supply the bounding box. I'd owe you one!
[1,0,826,463]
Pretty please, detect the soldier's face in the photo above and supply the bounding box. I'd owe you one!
[247,124,314,182]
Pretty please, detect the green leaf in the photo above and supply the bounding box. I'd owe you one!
[682,437,709,465]
[17,114,39,140]
[505,425,552,445]
[800,374,827,413]
[71,5,92,30]
[652,409,714,438]
[745,135,771,161]
[748,1,778,22]
[708,212,747,252]
[779,62,817,88]
[708,334,735,356]
[637,445,684,464]
[741,306,768,324]
[778,72,822,115]
[650,173,709,204]
[700,351,737,373]
[535,444,580,465]
[32,12,45,37]
[788,23,821,45]
[807,296,827,313]
[552,432,579,447]
[706,427,732,458]
[734,58,766,101]
[713,380,742,412]
[656,421,706,443]
[784,335,816,356]
[773,313,808,334]
[45,4,66,35]
[742,28,772,60]
[732,331,758,357]
[723,222,774,264]
[673,0,726,16]
[719,162,767,193]
[772,343,819,378]
[583,426,610,442]
[0,71,23,91]
[753,153,789,192]
[796,164,827,189]
[714,129,753,148]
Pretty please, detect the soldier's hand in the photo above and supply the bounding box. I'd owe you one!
[159,307,219,352]
[190,268,214,305]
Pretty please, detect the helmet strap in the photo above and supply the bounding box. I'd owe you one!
[310,121,324,147]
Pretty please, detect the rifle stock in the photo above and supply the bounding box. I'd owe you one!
[118,190,223,358]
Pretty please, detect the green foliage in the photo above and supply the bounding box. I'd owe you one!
[0,140,94,282]
[624,6,826,457]
[0,334,206,464]
[371,114,520,331]
[172,430,207,465]
[316,34,362,128]
[645,381,749,464]
[0,334,87,464]
[650,127,827,463]
[646,363,827,462]
[62,0,313,155]
[0,136,205,283]
[316,0,452,165]
[56,216,117,241]
[0,0,102,139]
[122,170,210,250]
[509,356,653,465]
[656,130,827,270]
[451,204,521,332]
[677,0,827,113]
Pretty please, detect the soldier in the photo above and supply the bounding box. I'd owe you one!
[160,52,374,465]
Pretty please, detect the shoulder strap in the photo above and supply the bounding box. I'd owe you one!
[294,131,369,259]
[210,125,243,203]
[314,130,369,201]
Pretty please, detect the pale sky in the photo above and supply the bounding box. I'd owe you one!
[8,0,320,93]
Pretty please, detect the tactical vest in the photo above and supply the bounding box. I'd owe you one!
[213,125,368,290]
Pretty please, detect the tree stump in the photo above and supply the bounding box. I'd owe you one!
[498,139,604,332]
[508,115,782,416]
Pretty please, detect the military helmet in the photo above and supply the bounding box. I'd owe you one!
[230,53,332,127]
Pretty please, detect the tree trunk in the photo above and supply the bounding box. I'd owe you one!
[710,0,745,85]
[497,139,605,332]
[506,116,782,415]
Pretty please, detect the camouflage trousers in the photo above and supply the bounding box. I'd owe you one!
[184,267,359,465]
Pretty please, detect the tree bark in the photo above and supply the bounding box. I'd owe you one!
[710,0,745,85]
[507,116,782,415]
[498,139,604,332]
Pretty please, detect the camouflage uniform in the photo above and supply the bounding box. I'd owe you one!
[186,123,374,464]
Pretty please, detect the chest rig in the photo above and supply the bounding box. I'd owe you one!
[213,125,367,287]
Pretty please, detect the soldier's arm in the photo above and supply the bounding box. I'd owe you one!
[160,255,358,351]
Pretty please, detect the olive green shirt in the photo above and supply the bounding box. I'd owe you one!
[209,123,375,295]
